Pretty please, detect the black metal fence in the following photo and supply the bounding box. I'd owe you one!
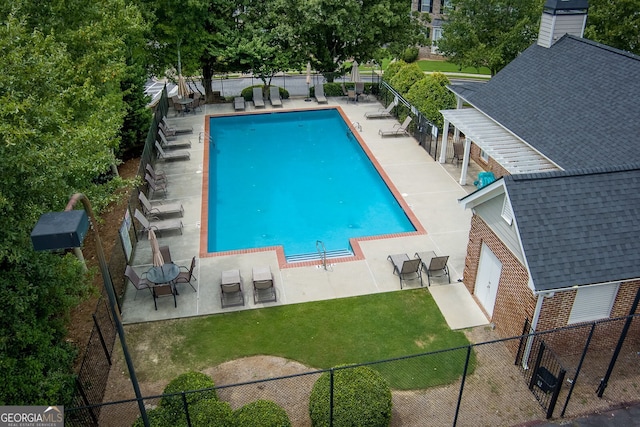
[66,313,639,427]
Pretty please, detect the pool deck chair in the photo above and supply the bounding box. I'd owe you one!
[158,129,192,150]
[139,191,184,218]
[155,141,190,161]
[144,173,167,198]
[269,86,282,107]
[379,116,412,137]
[253,88,265,108]
[252,266,276,304]
[221,269,245,308]
[234,96,246,111]
[415,251,450,286]
[134,208,183,236]
[387,253,423,289]
[314,84,327,104]
[162,116,193,134]
[365,103,394,119]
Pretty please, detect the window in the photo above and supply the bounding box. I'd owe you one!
[568,283,619,324]
[480,149,489,162]
[440,0,452,13]
[419,0,433,13]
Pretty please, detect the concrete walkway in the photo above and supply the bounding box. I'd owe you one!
[122,95,488,331]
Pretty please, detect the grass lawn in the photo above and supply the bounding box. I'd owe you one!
[126,289,475,390]
[376,58,491,76]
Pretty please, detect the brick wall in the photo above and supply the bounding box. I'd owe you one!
[464,215,535,343]
[468,142,509,179]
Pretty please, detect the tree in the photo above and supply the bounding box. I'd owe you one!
[300,0,427,81]
[406,72,456,129]
[437,0,544,75]
[584,0,640,55]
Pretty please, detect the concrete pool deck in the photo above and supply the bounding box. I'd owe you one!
[122,95,489,331]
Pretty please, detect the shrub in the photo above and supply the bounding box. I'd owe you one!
[383,60,406,82]
[234,399,292,427]
[401,47,419,63]
[406,72,456,129]
[131,407,178,427]
[309,366,392,427]
[190,399,234,427]
[388,62,427,95]
[240,85,289,101]
[159,371,217,420]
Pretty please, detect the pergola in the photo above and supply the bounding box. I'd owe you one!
[439,108,560,185]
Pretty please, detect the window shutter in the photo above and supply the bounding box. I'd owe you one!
[568,283,619,324]
[501,197,513,225]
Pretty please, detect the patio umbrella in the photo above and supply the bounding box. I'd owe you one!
[177,74,191,98]
[350,60,361,83]
[149,229,164,267]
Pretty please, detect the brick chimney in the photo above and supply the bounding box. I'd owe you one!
[537,0,589,48]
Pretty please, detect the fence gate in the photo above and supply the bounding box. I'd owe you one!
[516,320,567,419]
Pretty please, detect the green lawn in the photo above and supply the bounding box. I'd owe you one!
[376,58,491,76]
[126,290,474,390]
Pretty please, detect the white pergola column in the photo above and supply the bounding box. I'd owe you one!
[438,118,450,164]
[454,97,463,143]
[459,136,471,185]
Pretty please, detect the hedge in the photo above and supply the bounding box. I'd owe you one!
[309,366,392,427]
[240,85,290,101]
[159,371,217,420]
[190,399,234,427]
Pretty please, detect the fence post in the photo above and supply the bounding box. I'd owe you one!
[181,392,192,427]
[561,322,596,417]
[453,345,472,427]
[92,313,112,365]
[546,369,566,419]
[329,368,335,427]
[515,318,530,366]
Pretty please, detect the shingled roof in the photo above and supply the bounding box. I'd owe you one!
[504,165,640,291]
[450,35,640,171]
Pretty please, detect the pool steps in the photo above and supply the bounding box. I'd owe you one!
[286,248,354,264]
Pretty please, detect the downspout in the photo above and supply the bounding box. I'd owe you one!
[521,291,547,369]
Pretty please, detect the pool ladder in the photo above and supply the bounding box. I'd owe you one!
[316,240,327,270]
[352,122,362,132]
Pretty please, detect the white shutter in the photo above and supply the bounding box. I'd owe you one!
[501,197,513,225]
[568,283,619,324]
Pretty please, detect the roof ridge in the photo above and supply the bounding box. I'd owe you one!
[563,34,640,62]
[507,163,640,182]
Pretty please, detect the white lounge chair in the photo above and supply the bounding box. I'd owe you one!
[134,209,183,236]
[253,88,265,108]
[138,191,184,218]
[155,141,190,161]
[379,116,412,137]
[365,103,394,119]
[269,86,282,107]
[314,84,327,104]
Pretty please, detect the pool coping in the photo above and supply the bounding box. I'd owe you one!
[198,106,427,269]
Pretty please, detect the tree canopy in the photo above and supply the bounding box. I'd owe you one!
[584,0,640,56]
[437,0,544,75]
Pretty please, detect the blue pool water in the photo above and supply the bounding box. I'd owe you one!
[208,109,414,257]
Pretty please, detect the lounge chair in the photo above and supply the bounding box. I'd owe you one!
[138,191,184,217]
[415,251,450,285]
[269,86,282,107]
[221,269,245,308]
[234,96,246,111]
[314,84,327,104]
[155,141,190,161]
[253,88,265,108]
[387,253,423,289]
[145,173,167,198]
[158,121,177,139]
[145,163,167,184]
[379,116,412,137]
[162,116,193,134]
[158,129,192,149]
[365,103,394,119]
[252,266,276,304]
[134,208,183,236]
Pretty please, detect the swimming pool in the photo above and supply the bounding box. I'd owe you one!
[207,108,416,258]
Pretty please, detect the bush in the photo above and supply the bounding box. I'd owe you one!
[160,371,217,420]
[131,407,178,427]
[401,47,419,63]
[388,62,427,95]
[309,366,392,427]
[383,60,406,82]
[406,72,456,129]
[234,399,292,427]
[319,82,378,97]
[190,399,234,427]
